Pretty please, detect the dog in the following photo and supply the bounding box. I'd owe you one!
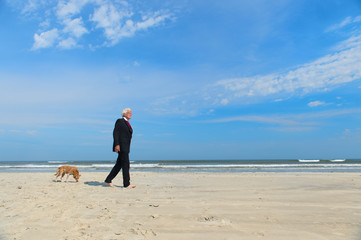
[54,165,81,182]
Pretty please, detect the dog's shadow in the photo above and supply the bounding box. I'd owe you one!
[53,180,78,183]
[83,181,124,188]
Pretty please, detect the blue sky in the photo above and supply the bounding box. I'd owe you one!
[1,0,361,161]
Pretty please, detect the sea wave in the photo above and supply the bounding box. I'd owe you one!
[1,159,361,172]
[153,163,361,169]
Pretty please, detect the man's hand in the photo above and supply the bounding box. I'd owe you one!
[114,145,120,153]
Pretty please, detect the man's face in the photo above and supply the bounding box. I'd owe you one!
[125,110,132,120]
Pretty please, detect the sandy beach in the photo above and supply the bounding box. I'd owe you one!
[1,171,361,240]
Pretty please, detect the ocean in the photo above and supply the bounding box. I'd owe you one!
[1,159,361,173]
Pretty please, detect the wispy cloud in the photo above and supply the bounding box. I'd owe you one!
[58,37,78,49]
[204,108,361,128]
[32,28,59,50]
[203,33,361,107]
[325,15,361,32]
[62,17,88,38]
[308,101,326,107]
[16,0,175,50]
[90,5,173,46]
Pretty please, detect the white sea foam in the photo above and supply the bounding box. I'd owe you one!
[298,159,320,163]
[157,163,359,169]
[131,163,161,168]
[330,159,346,162]
[6,164,58,168]
[91,164,114,168]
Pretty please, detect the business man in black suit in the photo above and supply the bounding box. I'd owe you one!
[105,108,136,188]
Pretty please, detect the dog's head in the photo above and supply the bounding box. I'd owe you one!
[73,170,81,182]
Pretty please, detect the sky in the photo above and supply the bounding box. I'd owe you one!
[1,0,361,161]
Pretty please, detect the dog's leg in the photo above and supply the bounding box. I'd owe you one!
[55,169,60,181]
[66,174,70,183]
[61,172,65,182]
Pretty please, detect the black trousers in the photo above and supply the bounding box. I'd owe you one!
[105,152,130,187]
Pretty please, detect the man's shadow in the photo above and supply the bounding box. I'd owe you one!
[83,181,124,188]
[84,181,106,187]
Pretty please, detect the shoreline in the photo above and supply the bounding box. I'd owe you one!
[2,159,361,173]
[1,171,361,240]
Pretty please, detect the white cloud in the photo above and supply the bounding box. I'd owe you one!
[308,101,325,107]
[333,35,361,51]
[90,5,173,46]
[137,11,173,30]
[56,0,90,19]
[326,15,361,32]
[208,36,361,106]
[90,2,133,44]
[326,16,352,32]
[58,37,78,49]
[20,0,174,50]
[32,28,59,50]
[63,17,88,38]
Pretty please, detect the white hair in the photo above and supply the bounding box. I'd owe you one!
[122,108,132,116]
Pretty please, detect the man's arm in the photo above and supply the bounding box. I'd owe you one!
[113,119,122,152]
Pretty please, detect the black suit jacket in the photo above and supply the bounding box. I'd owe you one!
[113,118,133,153]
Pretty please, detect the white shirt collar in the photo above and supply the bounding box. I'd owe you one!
[123,117,129,121]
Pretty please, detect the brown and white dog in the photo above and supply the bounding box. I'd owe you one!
[54,165,81,182]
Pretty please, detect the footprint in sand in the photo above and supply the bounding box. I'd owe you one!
[198,215,232,226]
[130,223,157,237]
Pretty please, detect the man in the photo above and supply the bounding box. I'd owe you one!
[105,108,136,188]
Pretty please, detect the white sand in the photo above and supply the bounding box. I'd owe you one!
[1,171,361,240]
